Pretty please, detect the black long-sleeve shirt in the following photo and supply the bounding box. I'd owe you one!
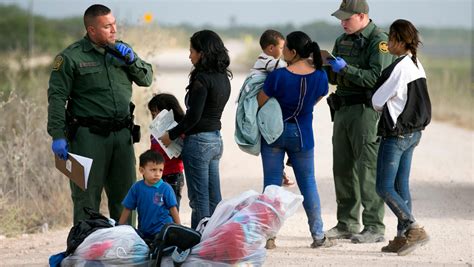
[169,72,231,140]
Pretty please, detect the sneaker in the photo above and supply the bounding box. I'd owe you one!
[381,236,407,253]
[311,236,336,248]
[325,226,354,240]
[351,229,385,243]
[397,227,429,256]
[265,237,277,249]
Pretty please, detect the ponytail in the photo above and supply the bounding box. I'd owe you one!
[310,42,323,70]
[287,31,323,70]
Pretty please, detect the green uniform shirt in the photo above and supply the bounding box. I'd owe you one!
[328,20,395,96]
[47,36,153,140]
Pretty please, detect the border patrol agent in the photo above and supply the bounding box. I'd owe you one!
[47,4,153,224]
[324,0,396,243]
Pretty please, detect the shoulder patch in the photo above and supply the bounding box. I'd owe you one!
[52,55,64,71]
[379,41,389,53]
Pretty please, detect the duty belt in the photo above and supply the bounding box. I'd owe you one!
[327,92,372,111]
[76,116,131,137]
[338,93,371,107]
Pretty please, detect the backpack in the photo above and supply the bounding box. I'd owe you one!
[65,207,114,255]
[149,223,201,267]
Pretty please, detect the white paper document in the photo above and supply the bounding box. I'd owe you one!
[69,153,93,188]
[149,109,183,159]
[56,152,93,190]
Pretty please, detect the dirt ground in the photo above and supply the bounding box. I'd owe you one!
[1,46,472,266]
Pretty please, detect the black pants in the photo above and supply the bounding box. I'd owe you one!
[162,172,185,210]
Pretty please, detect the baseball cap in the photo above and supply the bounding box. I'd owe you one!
[331,0,369,20]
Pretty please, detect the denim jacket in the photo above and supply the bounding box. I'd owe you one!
[234,74,283,155]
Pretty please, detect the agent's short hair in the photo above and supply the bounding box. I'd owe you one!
[83,4,111,28]
[139,149,165,167]
[259,29,285,50]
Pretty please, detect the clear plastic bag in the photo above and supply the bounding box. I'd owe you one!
[186,185,304,266]
[61,225,149,267]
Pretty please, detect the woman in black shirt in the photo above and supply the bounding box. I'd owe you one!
[160,30,232,228]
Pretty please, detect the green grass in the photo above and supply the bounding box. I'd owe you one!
[422,55,473,129]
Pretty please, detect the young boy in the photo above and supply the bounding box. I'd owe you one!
[234,29,295,186]
[249,29,286,76]
[119,150,181,241]
[253,29,294,187]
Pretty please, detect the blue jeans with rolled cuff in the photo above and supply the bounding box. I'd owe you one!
[376,131,422,234]
[261,122,325,240]
[181,131,223,229]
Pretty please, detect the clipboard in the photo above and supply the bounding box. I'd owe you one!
[320,50,336,66]
[55,153,92,191]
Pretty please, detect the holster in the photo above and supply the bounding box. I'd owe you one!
[131,124,140,143]
[65,100,79,141]
[326,93,341,122]
[129,102,140,143]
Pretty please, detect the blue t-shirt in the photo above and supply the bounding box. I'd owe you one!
[263,68,328,150]
[122,179,177,239]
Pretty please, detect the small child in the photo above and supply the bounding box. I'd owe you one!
[250,29,286,76]
[253,29,294,187]
[119,150,181,241]
[372,19,431,256]
[148,93,185,209]
[236,29,294,186]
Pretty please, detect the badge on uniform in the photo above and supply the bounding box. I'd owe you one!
[52,55,64,71]
[379,41,389,53]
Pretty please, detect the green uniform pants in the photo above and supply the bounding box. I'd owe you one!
[70,126,136,225]
[332,104,385,234]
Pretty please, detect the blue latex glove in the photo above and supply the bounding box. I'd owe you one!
[114,43,135,64]
[328,57,347,73]
[52,139,68,160]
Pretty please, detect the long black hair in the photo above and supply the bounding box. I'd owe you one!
[189,30,232,83]
[286,31,323,70]
[148,93,185,122]
[389,19,422,67]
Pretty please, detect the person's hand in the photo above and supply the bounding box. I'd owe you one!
[52,138,68,160]
[114,43,135,64]
[328,57,347,73]
[159,132,172,147]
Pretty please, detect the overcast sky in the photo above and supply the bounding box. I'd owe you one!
[1,0,472,28]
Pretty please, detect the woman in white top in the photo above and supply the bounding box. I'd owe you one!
[371,19,431,256]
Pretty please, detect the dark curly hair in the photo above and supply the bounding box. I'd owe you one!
[286,31,323,70]
[189,30,232,83]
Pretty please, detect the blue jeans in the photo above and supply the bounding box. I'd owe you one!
[261,123,324,239]
[376,131,421,234]
[181,131,223,229]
